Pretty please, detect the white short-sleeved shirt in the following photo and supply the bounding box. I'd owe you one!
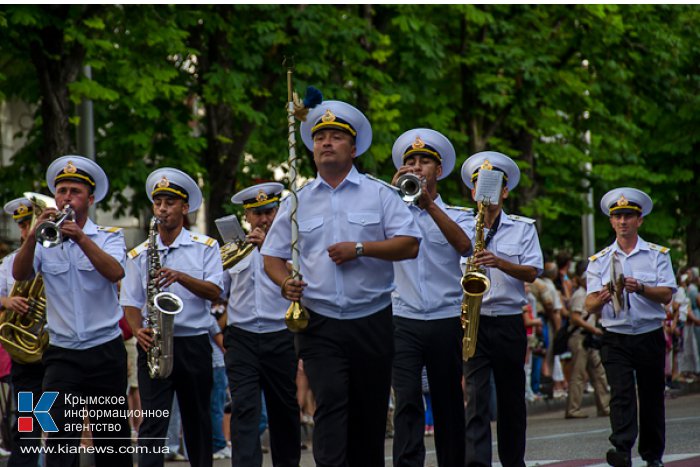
[392,197,473,320]
[462,211,544,316]
[586,236,677,334]
[33,219,125,349]
[261,166,423,319]
[0,250,18,298]
[219,248,290,333]
[120,228,223,336]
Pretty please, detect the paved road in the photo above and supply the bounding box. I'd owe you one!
[253,391,700,466]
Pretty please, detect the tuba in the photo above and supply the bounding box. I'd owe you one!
[146,217,183,379]
[460,201,491,361]
[0,275,48,364]
[0,192,58,363]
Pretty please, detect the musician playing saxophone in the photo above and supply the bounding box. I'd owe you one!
[12,155,131,466]
[460,152,543,467]
[121,168,223,467]
[1,196,45,466]
[388,129,472,467]
[220,182,300,466]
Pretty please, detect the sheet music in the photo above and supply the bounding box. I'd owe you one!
[474,170,503,205]
[215,214,246,244]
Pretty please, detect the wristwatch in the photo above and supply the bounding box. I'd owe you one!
[637,283,645,295]
[355,242,364,257]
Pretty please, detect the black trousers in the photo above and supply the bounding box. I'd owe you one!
[224,327,300,467]
[8,361,44,467]
[601,328,666,462]
[137,334,213,467]
[296,306,394,467]
[464,314,527,467]
[392,316,465,467]
[42,336,131,467]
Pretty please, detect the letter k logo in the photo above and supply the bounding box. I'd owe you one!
[18,392,59,433]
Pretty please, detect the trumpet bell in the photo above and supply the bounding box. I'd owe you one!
[396,173,422,204]
[461,271,490,297]
[35,221,62,248]
[285,301,309,333]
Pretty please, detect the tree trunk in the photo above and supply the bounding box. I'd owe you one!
[28,6,85,166]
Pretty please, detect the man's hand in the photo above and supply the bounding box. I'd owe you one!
[135,327,154,352]
[282,276,307,301]
[473,249,502,269]
[594,288,612,309]
[246,227,266,248]
[391,166,415,186]
[327,242,359,265]
[156,268,185,289]
[5,296,29,315]
[623,276,642,293]
[60,220,86,243]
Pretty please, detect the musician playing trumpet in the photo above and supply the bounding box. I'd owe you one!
[12,155,132,466]
[121,168,223,467]
[460,152,543,467]
[219,182,300,466]
[388,128,472,467]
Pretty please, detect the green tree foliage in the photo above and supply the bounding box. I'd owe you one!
[0,5,697,265]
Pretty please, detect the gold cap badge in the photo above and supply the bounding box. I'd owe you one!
[321,109,336,123]
[480,159,493,171]
[17,205,29,215]
[616,194,629,207]
[63,161,77,174]
[255,189,269,203]
[157,176,170,188]
[412,136,426,150]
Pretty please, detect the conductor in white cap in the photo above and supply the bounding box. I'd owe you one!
[262,100,422,466]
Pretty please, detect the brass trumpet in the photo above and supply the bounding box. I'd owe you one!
[35,205,74,248]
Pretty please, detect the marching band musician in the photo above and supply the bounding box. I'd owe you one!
[221,182,300,467]
[389,129,472,467]
[584,188,675,467]
[1,196,45,466]
[121,168,224,467]
[460,152,543,467]
[12,155,132,466]
[262,100,422,466]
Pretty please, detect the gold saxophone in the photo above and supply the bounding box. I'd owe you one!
[0,192,57,364]
[146,217,184,379]
[461,201,491,361]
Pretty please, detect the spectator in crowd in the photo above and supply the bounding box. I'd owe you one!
[565,260,610,419]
